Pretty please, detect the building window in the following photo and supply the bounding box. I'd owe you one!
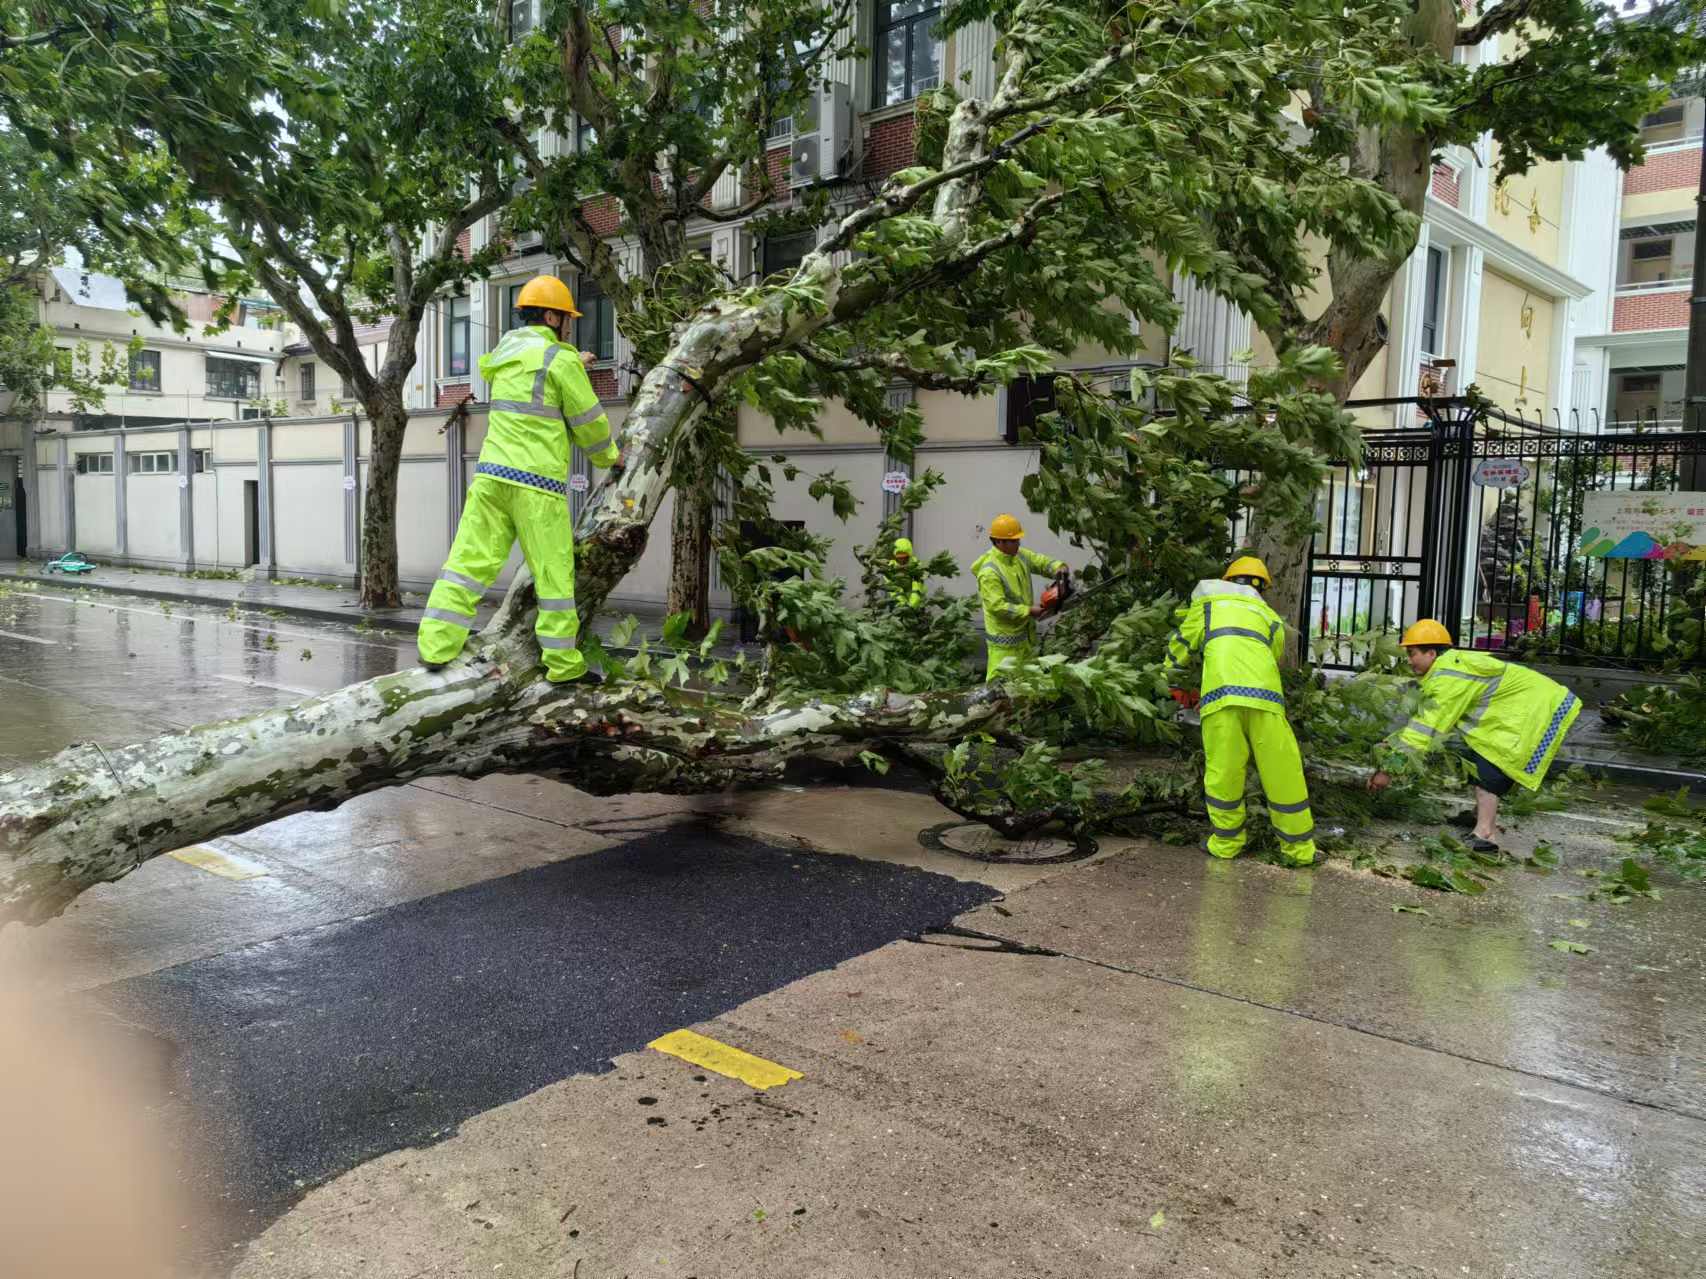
[761,229,817,277]
[128,450,179,475]
[74,453,115,475]
[766,40,817,140]
[193,449,212,473]
[299,363,316,402]
[129,349,161,391]
[340,372,354,399]
[502,281,528,332]
[1620,222,1694,286]
[1420,246,1446,357]
[1640,102,1687,145]
[53,347,74,384]
[1610,366,1684,427]
[574,277,615,361]
[576,114,598,154]
[206,355,262,400]
[507,0,533,40]
[446,296,472,377]
[874,1,942,107]
[1003,374,1059,444]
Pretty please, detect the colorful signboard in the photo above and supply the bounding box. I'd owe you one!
[1578,492,1706,561]
[1472,458,1529,488]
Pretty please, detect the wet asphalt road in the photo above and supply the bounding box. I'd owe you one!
[0,584,993,1272]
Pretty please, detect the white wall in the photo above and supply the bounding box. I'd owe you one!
[272,465,349,577]
[35,464,64,551]
[390,461,451,585]
[911,446,1078,588]
[192,472,221,566]
[72,473,117,554]
[125,474,181,562]
[214,466,257,568]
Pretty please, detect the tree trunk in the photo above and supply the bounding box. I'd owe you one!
[666,474,713,637]
[358,391,408,610]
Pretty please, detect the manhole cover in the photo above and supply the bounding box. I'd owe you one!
[919,822,1096,864]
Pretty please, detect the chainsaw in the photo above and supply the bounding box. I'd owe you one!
[1039,568,1128,619]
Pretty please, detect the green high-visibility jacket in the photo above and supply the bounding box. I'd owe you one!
[1390,650,1580,791]
[887,558,924,608]
[1164,579,1287,716]
[972,546,1063,649]
[474,325,617,494]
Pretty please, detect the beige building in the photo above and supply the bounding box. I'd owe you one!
[4,12,1609,623]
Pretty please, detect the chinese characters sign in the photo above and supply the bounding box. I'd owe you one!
[1579,492,1706,561]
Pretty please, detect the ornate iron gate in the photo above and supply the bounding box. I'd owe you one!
[1306,398,1706,671]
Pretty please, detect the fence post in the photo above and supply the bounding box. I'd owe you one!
[113,431,127,561]
[178,425,194,572]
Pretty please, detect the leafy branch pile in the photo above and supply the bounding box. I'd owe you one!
[1601,675,1706,763]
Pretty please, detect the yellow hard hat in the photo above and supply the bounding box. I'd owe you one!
[1400,619,1454,647]
[516,274,581,318]
[1225,555,1271,587]
[990,514,1025,540]
[892,537,913,557]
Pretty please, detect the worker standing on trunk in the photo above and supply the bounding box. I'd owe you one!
[1165,556,1317,867]
[417,275,619,683]
[1368,621,1581,853]
[971,513,1068,680]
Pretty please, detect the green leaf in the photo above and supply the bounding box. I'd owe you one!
[1568,918,1590,928]
[1149,1210,1165,1232]
[857,751,890,776]
[1392,904,1430,916]
[1548,939,1594,955]
[1527,841,1559,868]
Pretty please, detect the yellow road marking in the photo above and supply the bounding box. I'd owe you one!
[169,846,269,880]
[647,1029,803,1091]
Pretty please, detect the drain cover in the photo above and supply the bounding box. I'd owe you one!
[920,822,1095,864]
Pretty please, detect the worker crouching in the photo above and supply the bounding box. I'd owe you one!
[1166,557,1317,867]
[1368,620,1581,853]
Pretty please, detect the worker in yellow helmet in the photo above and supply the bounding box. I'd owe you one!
[1164,556,1317,867]
[1369,620,1581,853]
[886,537,925,610]
[971,513,1068,679]
[417,275,620,683]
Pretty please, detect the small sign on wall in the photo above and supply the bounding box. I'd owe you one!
[881,470,910,495]
[1471,459,1528,489]
[569,473,589,493]
[177,475,189,489]
[342,475,356,492]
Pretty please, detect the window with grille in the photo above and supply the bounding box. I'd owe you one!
[206,356,261,400]
[507,0,533,40]
[129,349,161,391]
[874,1,942,107]
[299,363,316,401]
[75,453,114,475]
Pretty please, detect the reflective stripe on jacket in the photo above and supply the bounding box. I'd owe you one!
[475,325,617,493]
[972,546,1062,643]
[1392,649,1580,791]
[1164,579,1287,716]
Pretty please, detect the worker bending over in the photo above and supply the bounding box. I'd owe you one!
[1369,621,1581,853]
[1166,557,1317,867]
[886,537,925,610]
[972,513,1068,680]
[417,275,619,683]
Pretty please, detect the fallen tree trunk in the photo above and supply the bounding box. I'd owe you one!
[0,626,1013,924]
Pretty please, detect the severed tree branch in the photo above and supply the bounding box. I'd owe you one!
[798,344,989,394]
[1457,0,1541,46]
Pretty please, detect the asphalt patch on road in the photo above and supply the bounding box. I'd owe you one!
[90,828,995,1273]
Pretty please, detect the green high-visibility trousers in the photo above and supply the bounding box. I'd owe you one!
[1200,705,1317,866]
[417,476,586,681]
[984,631,1036,681]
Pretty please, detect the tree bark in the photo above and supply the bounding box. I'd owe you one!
[666,475,713,637]
[358,392,408,610]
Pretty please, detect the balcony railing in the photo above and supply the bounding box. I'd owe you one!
[1614,277,1691,295]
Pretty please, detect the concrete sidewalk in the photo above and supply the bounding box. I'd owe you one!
[0,559,710,652]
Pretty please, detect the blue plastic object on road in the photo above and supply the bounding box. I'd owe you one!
[41,551,96,575]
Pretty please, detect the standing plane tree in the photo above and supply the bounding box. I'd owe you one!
[0,0,1689,921]
[3,0,520,607]
[1196,0,1706,651]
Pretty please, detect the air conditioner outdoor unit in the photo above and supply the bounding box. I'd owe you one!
[512,230,544,252]
[789,80,855,189]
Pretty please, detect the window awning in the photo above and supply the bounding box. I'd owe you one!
[204,350,279,365]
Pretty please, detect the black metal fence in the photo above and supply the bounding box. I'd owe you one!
[1306,398,1706,672]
